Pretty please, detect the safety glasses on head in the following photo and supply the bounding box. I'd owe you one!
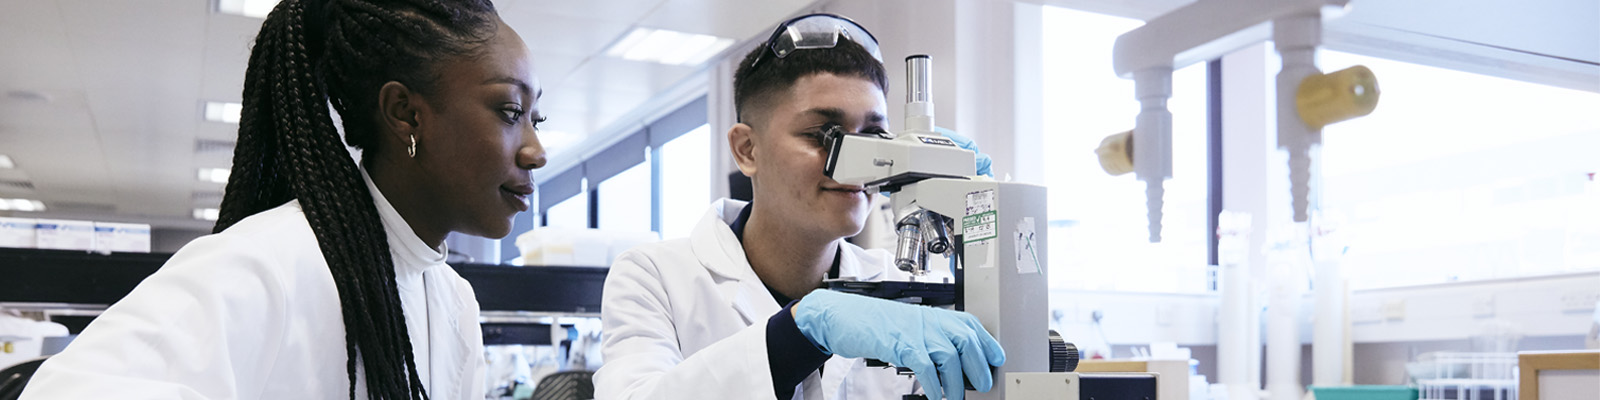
[747,13,882,74]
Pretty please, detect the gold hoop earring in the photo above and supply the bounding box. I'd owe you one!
[408,135,417,158]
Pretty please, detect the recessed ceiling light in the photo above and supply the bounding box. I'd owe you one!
[197,168,231,184]
[0,155,13,169]
[605,27,735,66]
[194,208,220,221]
[195,138,236,154]
[192,191,225,204]
[0,198,46,212]
[204,101,243,124]
[4,90,49,103]
[216,0,279,19]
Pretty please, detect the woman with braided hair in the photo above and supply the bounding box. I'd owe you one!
[21,0,545,399]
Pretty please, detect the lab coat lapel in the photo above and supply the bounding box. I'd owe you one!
[423,268,476,400]
[726,280,776,327]
[690,199,780,326]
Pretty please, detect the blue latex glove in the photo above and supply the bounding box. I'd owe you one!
[934,127,992,177]
[793,290,1006,400]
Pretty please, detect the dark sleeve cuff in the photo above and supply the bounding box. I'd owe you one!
[767,300,831,399]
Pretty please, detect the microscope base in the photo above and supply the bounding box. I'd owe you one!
[1006,372,1159,400]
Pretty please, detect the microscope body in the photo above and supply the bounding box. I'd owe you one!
[819,54,1155,400]
[826,129,1062,400]
[898,178,1054,400]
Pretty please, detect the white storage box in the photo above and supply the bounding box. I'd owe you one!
[516,228,659,267]
[33,219,95,251]
[517,227,604,267]
[0,217,35,249]
[94,222,152,253]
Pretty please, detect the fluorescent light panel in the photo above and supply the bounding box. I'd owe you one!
[217,0,279,19]
[605,29,652,58]
[194,208,220,221]
[0,198,46,212]
[198,168,231,184]
[204,101,242,124]
[605,27,735,66]
[0,155,13,169]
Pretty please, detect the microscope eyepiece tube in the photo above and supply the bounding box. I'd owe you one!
[904,55,935,134]
[906,55,932,104]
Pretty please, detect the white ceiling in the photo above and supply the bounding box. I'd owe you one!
[3,0,1592,230]
[0,0,810,229]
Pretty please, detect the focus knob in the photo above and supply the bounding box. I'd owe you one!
[1048,330,1079,373]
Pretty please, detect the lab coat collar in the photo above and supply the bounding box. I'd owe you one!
[694,199,761,282]
[696,197,887,280]
[691,198,888,326]
[692,199,780,325]
[360,167,448,273]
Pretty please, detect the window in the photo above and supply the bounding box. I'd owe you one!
[659,124,712,239]
[530,97,710,244]
[544,188,589,229]
[597,159,652,232]
[1040,7,1212,292]
[1317,50,1600,289]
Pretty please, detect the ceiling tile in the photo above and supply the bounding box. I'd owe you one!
[7,132,110,195]
[503,12,634,58]
[503,0,666,25]
[558,57,694,94]
[0,0,79,90]
[526,53,589,84]
[0,92,96,134]
[640,0,813,39]
[85,88,200,147]
[58,0,208,91]
[197,15,264,101]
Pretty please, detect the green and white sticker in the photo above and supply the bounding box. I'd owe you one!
[962,211,997,242]
[963,189,997,243]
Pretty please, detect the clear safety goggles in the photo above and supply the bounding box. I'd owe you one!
[747,13,883,73]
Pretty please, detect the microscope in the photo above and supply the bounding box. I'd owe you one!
[822,55,1160,400]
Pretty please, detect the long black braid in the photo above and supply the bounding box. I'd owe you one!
[215,0,496,398]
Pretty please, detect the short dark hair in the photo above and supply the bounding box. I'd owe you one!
[733,39,888,127]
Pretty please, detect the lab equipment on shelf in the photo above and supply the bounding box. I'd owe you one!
[1407,352,1518,400]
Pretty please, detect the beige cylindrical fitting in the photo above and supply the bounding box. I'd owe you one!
[1096,130,1134,176]
[1296,65,1380,130]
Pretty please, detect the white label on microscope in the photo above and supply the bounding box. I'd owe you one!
[965,189,994,215]
[963,189,997,243]
[1015,217,1041,274]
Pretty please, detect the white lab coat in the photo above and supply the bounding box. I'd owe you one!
[597,199,948,400]
[20,170,485,400]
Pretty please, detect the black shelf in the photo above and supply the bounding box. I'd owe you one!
[0,248,609,314]
[0,248,169,305]
[454,263,607,314]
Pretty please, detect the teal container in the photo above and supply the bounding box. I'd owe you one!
[1310,386,1419,400]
